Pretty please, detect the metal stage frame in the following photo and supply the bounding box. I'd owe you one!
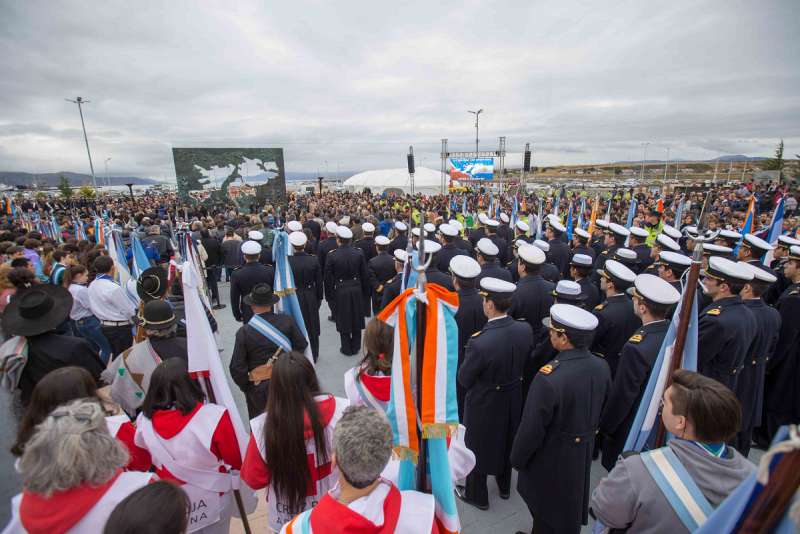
[440,136,507,193]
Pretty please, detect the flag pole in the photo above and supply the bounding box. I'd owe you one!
[412,213,431,493]
[654,191,715,448]
[734,446,800,533]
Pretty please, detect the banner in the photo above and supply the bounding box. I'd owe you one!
[448,158,494,180]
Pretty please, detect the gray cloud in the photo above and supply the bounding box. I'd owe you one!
[1,0,798,179]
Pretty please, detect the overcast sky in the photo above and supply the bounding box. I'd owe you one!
[1,0,798,178]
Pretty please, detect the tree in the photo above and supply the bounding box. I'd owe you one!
[78,185,96,199]
[58,175,73,199]
[764,139,784,183]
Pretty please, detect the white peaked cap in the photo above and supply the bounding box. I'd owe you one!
[515,220,530,232]
[438,224,458,237]
[658,251,691,267]
[575,228,590,239]
[449,219,463,231]
[478,213,490,225]
[423,223,436,233]
[289,231,307,247]
[325,221,338,233]
[545,303,599,331]
[336,226,353,239]
[479,277,517,296]
[242,240,262,255]
[555,280,582,298]
[629,227,649,238]
[739,262,777,284]
[705,256,754,281]
[362,222,376,233]
[248,230,264,241]
[533,239,550,252]
[477,238,499,256]
[743,233,773,252]
[449,255,481,279]
[608,223,630,237]
[375,235,390,246]
[571,254,593,267]
[395,221,408,231]
[518,244,546,265]
[286,220,303,232]
[661,224,682,239]
[487,219,500,228]
[602,259,636,283]
[500,213,510,223]
[633,274,681,305]
[417,239,442,254]
[656,234,681,252]
[393,249,408,262]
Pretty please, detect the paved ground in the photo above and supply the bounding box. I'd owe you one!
[0,281,764,532]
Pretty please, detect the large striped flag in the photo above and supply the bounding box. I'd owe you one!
[625,198,638,229]
[130,233,152,279]
[604,195,612,223]
[673,195,686,229]
[763,196,785,266]
[623,284,699,452]
[577,197,586,230]
[734,195,756,256]
[588,195,599,234]
[565,201,574,241]
[272,230,314,364]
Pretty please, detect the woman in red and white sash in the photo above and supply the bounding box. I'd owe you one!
[281,406,438,534]
[11,366,151,472]
[241,351,349,533]
[3,399,154,534]
[343,319,475,485]
[134,359,242,534]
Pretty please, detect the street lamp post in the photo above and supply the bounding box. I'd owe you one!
[66,97,97,189]
[639,142,650,181]
[468,109,483,160]
[105,157,112,187]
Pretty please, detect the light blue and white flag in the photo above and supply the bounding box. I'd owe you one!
[673,195,686,229]
[577,198,586,230]
[535,201,544,240]
[566,201,574,241]
[271,230,314,364]
[130,233,152,279]
[763,195,785,266]
[625,198,638,229]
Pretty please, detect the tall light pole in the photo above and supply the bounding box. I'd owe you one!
[663,147,670,181]
[66,97,97,188]
[639,142,650,181]
[468,109,483,161]
[105,157,112,187]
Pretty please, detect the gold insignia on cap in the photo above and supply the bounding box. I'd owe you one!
[707,308,721,316]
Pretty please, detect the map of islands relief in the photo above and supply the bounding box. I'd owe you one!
[172,148,287,207]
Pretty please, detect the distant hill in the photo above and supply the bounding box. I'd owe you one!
[712,155,769,162]
[611,155,768,165]
[0,171,158,188]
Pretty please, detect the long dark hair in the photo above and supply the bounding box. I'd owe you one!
[359,318,394,375]
[264,351,328,513]
[141,359,204,418]
[11,366,98,456]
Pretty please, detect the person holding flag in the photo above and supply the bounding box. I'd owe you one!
[228,283,308,418]
[591,369,755,533]
[598,274,680,471]
[511,303,611,534]
[287,231,323,362]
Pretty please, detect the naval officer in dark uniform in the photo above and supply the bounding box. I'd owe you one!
[599,274,680,471]
[287,231,323,362]
[735,262,781,456]
[318,221,340,321]
[476,238,512,283]
[628,226,653,271]
[418,239,454,290]
[511,303,611,534]
[510,243,554,363]
[571,227,595,261]
[434,223,468,272]
[592,222,628,287]
[387,220,408,256]
[457,277,533,511]
[544,215,571,278]
[569,253,601,309]
[591,259,641,378]
[230,240,275,324]
[355,222,378,316]
[653,250,691,319]
[324,225,370,356]
[449,255,487,419]
[697,256,758,392]
[367,235,396,314]
[379,249,407,311]
[229,284,308,417]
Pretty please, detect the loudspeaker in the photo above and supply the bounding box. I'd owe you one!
[523,143,531,172]
[407,146,415,174]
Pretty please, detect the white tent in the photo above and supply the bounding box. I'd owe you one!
[343,167,446,196]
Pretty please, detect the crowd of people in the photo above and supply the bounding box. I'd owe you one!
[0,178,798,533]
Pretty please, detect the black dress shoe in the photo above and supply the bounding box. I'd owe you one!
[499,491,510,500]
[454,486,489,511]
[212,304,226,310]
[327,315,335,322]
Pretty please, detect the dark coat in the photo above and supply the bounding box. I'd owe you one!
[380,274,402,311]
[435,243,467,273]
[22,333,105,405]
[324,244,369,334]
[229,311,308,418]
[354,237,377,265]
[571,244,596,261]
[511,348,611,531]
[454,287,487,419]
[367,252,396,313]
[388,234,408,256]
[220,239,243,268]
[488,234,509,265]
[468,227,486,248]
[633,243,653,271]
[599,320,669,471]
[507,257,520,283]
[764,284,800,431]
[149,335,189,363]
[476,259,513,284]
[591,294,642,377]
[424,266,454,291]
[317,237,338,275]
[288,252,323,337]
[510,274,555,396]
[547,238,571,278]
[229,261,275,322]
[735,298,780,449]
[577,277,601,310]
[698,296,757,392]
[458,316,533,475]
[540,262,561,284]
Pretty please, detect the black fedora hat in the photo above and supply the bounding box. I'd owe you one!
[243,283,279,307]
[137,267,168,302]
[2,285,73,337]
[139,300,176,330]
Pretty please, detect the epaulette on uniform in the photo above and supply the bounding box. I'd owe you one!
[595,303,605,311]
[628,332,644,343]
[538,360,560,375]
[471,331,481,338]
[706,307,721,316]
